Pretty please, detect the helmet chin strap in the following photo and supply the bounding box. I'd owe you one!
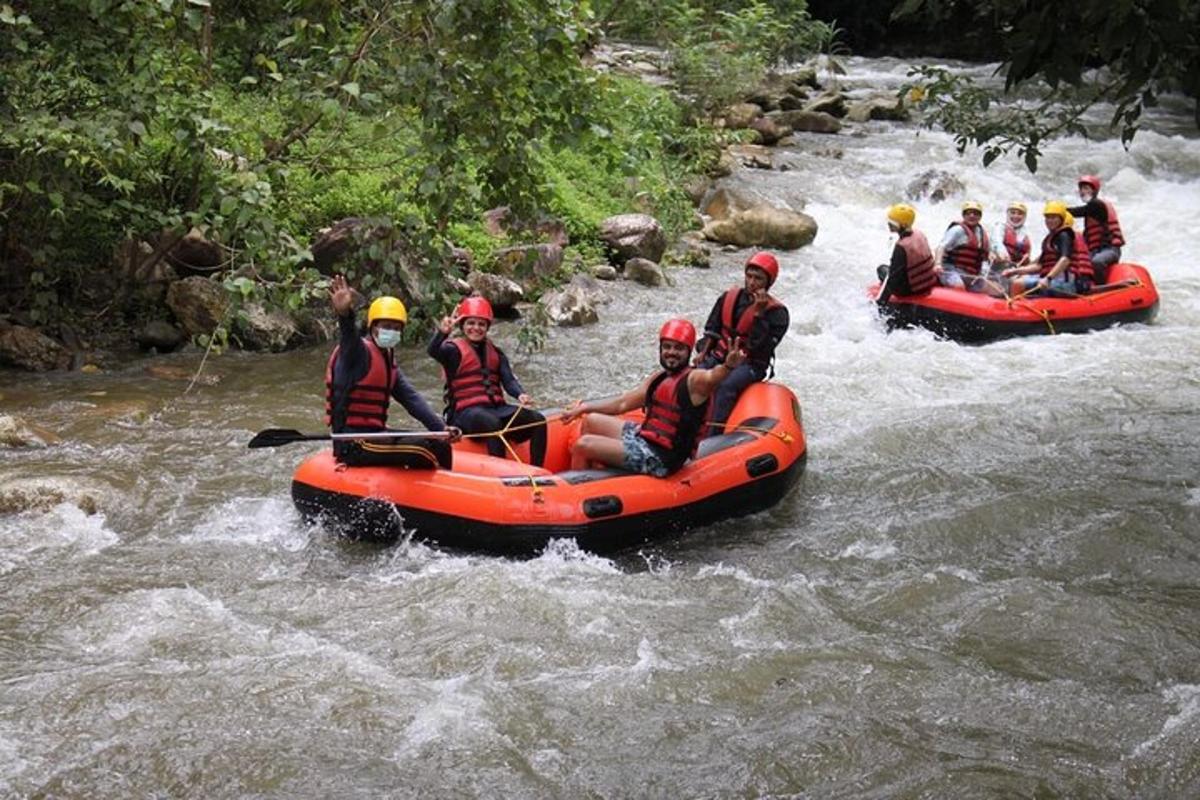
[659,355,686,373]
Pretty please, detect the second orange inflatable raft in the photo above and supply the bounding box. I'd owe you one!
[873,262,1159,343]
[292,382,806,555]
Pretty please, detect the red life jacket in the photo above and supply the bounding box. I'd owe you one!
[1083,199,1125,251]
[1038,229,1095,282]
[324,338,394,430]
[708,287,784,363]
[897,230,935,294]
[445,338,505,413]
[638,368,709,470]
[946,222,990,276]
[1002,224,1030,262]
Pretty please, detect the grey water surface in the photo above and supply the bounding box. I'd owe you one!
[3,57,1199,797]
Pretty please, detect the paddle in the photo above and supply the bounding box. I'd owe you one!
[248,428,453,449]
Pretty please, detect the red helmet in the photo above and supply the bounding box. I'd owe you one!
[658,318,696,350]
[745,251,779,285]
[1078,174,1101,192]
[456,296,494,323]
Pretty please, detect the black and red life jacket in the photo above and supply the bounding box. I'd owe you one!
[708,287,784,364]
[444,338,505,413]
[1083,199,1125,251]
[325,338,394,430]
[638,368,709,470]
[1038,229,1095,282]
[1002,223,1030,262]
[896,230,936,295]
[945,222,990,276]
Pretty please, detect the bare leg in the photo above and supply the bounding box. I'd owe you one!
[570,413,627,470]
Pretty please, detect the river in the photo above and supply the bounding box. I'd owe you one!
[3,57,1199,797]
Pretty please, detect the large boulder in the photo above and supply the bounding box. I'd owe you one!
[466,271,524,311]
[0,324,67,371]
[136,320,185,352]
[493,243,564,282]
[0,414,60,448]
[846,95,910,123]
[0,476,104,515]
[541,275,604,327]
[165,227,224,275]
[702,207,818,250]
[803,91,848,118]
[309,217,433,305]
[623,257,666,287]
[701,186,764,221]
[750,116,792,146]
[765,110,841,134]
[724,102,763,130]
[598,214,667,265]
[235,303,300,351]
[166,276,229,337]
[727,144,775,170]
[906,169,966,203]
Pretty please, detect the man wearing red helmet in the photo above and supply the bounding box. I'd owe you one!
[428,295,548,467]
[1068,174,1125,284]
[562,319,745,476]
[693,251,789,436]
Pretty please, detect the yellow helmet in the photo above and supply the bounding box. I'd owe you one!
[367,296,408,326]
[886,203,916,229]
[1042,200,1068,220]
[961,200,983,214]
[1007,201,1027,214]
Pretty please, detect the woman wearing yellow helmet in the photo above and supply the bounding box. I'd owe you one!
[876,204,936,305]
[1002,202,1096,295]
[324,274,459,468]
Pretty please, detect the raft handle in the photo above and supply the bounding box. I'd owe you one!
[1131,298,1144,306]
[745,453,778,478]
[583,495,623,519]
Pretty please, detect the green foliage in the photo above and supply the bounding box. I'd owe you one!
[895,0,1200,169]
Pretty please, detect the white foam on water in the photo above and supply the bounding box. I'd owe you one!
[837,540,899,561]
[696,562,776,589]
[180,495,308,550]
[396,674,493,752]
[1132,683,1200,757]
[0,503,118,576]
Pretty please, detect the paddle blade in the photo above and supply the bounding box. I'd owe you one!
[247,428,311,449]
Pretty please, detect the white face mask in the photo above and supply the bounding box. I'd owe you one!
[373,328,402,349]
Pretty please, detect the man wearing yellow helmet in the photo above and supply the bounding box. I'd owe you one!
[1002,202,1095,295]
[932,201,995,293]
[324,274,458,468]
[876,203,936,305]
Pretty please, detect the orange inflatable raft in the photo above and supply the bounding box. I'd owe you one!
[292,382,806,555]
[872,262,1159,343]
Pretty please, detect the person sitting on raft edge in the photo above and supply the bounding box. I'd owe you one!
[428,296,548,468]
[1002,201,1095,296]
[876,203,936,306]
[1068,174,1125,284]
[933,200,996,293]
[325,274,460,469]
[693,250,789,438]
[562,319,745,478]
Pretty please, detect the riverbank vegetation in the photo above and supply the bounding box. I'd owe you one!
[0,0,832,362]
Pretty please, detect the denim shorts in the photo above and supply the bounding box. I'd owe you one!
[621,422,670,477]
[939,268,991,293]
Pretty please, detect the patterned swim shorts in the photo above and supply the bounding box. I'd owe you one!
[620,422,671,477]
